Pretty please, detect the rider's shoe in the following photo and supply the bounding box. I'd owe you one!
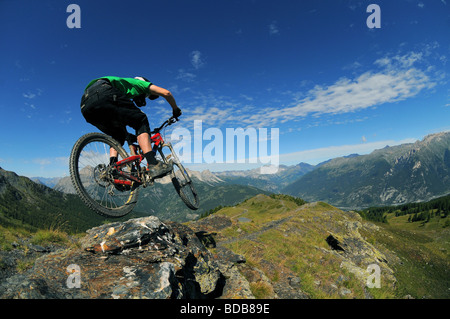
[147,160,172,178]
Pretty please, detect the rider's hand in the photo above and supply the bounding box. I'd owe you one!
[173,107,182,118]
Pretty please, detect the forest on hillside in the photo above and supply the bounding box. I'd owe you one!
[358,194,450,224]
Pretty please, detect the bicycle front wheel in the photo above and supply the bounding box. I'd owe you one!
[171,162,199,210]
[69,132,139,218]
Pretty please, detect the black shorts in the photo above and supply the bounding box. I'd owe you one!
[80,79,150,145]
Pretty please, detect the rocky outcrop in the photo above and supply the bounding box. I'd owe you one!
[0,217,245,299]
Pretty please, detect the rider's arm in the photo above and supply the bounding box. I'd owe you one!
[148,85,179,111]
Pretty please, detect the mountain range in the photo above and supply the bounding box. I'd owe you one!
[283,131,450,209]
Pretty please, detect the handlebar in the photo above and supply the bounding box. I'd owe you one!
[150,116,179,134]
[126,116,180,146]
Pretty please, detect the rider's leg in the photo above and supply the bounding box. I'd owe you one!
[108,127,127,165]
[137,132,159,165]
[136,131,171,177]
[109,147,119,165]
[137,133,152,154]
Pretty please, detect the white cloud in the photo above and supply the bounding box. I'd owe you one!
[375,52,423,68]
[23,89,43,100]
[240,94,254,101]
[24,102,36,109]
[269,21,279,35]
[176,69,196,82]
[190,50,204,69]
[342,61,362,71]
[23,92,36,99]
[180,105,235,127]
[32,157,68,166]
[262,52,435,124]
[33,158,52,166]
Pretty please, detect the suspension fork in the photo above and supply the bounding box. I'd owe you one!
[160,142,192,183]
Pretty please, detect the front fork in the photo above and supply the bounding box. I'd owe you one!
[160,142,191,184]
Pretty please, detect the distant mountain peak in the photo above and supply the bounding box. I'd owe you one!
[422,131,450,144]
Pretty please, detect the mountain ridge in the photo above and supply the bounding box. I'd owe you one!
[283,131,450,209]
[0,167,146,233]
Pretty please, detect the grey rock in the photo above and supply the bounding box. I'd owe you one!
[0,216,228,299]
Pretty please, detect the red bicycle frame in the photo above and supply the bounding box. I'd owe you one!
[151,132,164,152]
[112,132,165,186]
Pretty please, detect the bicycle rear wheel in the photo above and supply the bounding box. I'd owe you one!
[69,132,139,218]
[171,162,199,210]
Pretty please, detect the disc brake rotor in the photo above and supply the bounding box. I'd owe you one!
[93,164,112,187]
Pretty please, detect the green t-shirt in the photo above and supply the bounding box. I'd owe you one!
[85,76,152,99]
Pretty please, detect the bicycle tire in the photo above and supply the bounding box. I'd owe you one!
[170,161,199,210]
[70,132,139,218]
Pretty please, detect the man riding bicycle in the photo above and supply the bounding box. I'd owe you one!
[80,76,182,178]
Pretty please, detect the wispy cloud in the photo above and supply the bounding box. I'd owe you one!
[176,69,197,82]
[262,51,436,124]
[174,51,205,83]
[32,157,68,167]
[24,102,36,109]
[23,89,43,99]
[269,21,279,35]
[190,50,205,69]
[374,51,423,68]
[23,92,36,99]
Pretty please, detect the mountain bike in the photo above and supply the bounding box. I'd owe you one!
[69,116,199,218]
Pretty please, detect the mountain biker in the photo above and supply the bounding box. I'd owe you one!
[80,76,182,178]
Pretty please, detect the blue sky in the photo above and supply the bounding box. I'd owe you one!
[0,0,449,177]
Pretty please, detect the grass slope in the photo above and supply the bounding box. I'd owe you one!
[359,211,449,298]
[191,194,449,299]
